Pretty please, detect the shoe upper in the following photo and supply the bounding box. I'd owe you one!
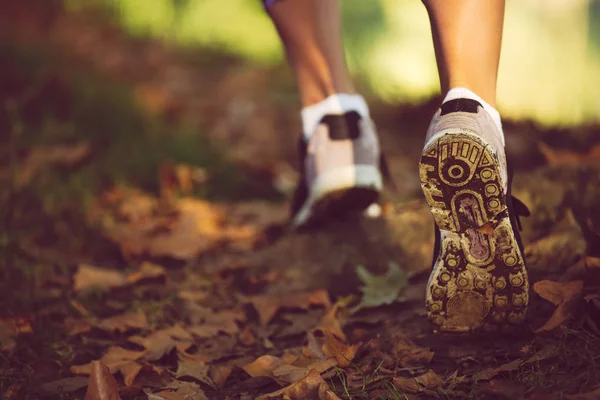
[425,99,508,194]
[291,111,381,218]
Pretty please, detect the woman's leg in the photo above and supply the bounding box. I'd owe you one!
[266,0,354,107]
[423,0,505,106]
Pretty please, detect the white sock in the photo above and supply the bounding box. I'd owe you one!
[301,94,370,140]
[443,88,505,147]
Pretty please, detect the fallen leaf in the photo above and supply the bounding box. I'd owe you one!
[249,289,331,325]
[129,325,193,361]
[74,265,127,293]
[414,369,444,389]
[119,362,143,386]
[151,380,208,400]
[0,316,33,351]
[92,190,224,260]
[393,334,434,367]
[85,361,121,400]
[304,332,327,361]
[126,262,166,285]
[239,326,256,346]
[474,358,522,381]
[71,346,145,375]
[313,304,346,341]
[477,222,495,236]
[533,280,584,332]
[258,369,340,400]
[42,377,89,395]
[392,376,421,393]
[478,379,527,400]
[209,364,233,389]
[353,263,407,311]
[187,307,245,338]
[175,352,215,388]
[243,355,285,381]
[539,141,600,166]
[12,142,91,187]
[321,332,360,368]
[95,312,148,333]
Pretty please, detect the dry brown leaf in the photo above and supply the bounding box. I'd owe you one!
[74,265,127,293]
[258,369,340,400]
[129,325,193,361]
[175,352,215,388]
[304,332,327,361]
[242,355,285,380]
[12,142,91,187]
[393,334,434,367]
[159,160,208,200]
[187,307,244,339]
[71,346,145,375]
[473,358,522,381]
[95,312,148,333]
[313,304,346,341]
[533,280,584,332]
[249,289,331,325]
[154,380,208,400]
[239,326,256,346]
[119,362,143,386]
[92,190,224,260]
[392,376,421,393]
[42,377,89,395]
[177,290,209,303]
[84,361,121,400]
[209,365,233,389]
[64,317,93,336]
[321,332,359,368]
[539,141,600,166]
[414,369,444,389]
[0,316,33,351]
[126,262,166,285]
[272,364,310,384]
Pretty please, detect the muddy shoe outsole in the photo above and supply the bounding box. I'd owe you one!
[420,131,529,332]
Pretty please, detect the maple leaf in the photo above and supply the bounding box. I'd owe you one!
[533,280,584,332]
[353,263,407,312]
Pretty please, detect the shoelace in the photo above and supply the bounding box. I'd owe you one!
[510,195,531,232]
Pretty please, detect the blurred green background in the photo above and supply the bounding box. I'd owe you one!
[66,0,600,127]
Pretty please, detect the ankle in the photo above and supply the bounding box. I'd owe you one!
[301,93,369,140]
[443,87,504,146]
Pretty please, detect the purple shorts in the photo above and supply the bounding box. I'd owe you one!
[263,0,279,9]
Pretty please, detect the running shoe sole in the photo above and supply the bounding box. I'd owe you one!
[419,130,528,332]
[293,165,382,228]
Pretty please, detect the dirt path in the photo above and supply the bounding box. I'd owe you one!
[2,7,600,400]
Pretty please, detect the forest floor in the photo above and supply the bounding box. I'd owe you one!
[1,6,600,400]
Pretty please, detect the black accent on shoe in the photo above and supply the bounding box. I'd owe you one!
[440,98,482,116]
[321,111,362,141]
[290,136,309,219]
